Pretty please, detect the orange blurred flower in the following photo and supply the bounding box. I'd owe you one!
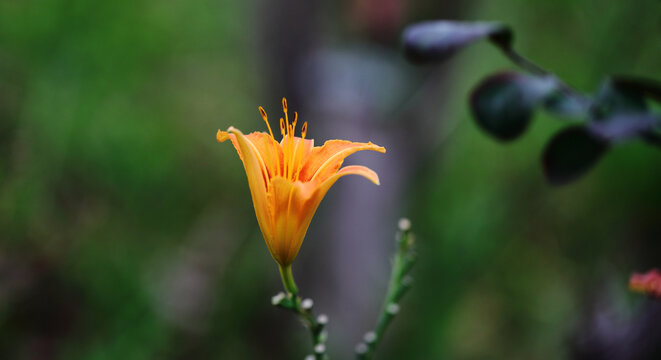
[217,98,385,270]
[629,268,661,298]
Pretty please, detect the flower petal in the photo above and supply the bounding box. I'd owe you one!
[218,128,283,178]
[267,177,318,265]
[223,127,274,241]
[270,164,381,263]
[335,165,380,185]
[299,140,386,182]
[280,136,315,180]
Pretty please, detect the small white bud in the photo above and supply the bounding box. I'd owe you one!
[314,344,326,354]
[398,218,411,231]
[386,303,400,315]
[355,343,368,354]
[363,331,377,343]
[317,314,329,325]
[271,292,286,305]
[301,298,314,310]
[304,355,315,360]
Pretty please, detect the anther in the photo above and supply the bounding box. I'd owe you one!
[280,118,286,137]
[301,121,308,139]
[259,106,274,139]
[282,98,290,136]
[292,112,298,133]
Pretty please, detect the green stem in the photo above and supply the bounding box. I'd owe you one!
[356,220,416,360]
[279,264,299,296]
[274,264,328,359]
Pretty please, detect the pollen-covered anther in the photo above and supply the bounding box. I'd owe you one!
[301,121,308,139]
[279,118,286,137]
[259,106,275,139]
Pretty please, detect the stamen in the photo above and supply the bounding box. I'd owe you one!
[301,121,308,139]
[292,121,308,181]
[292,112,298,135]
[282,98,290,137]
[260,106,280,176]
[280,117,290,176]
[293,138,305,181]
[288,124,296,179]
[259,106,274,139]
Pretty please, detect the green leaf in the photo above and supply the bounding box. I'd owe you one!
[470,72,558,141]
[402,21,511,64]
[542,126,608,185]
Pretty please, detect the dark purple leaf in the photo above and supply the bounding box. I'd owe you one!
[592,80,648,120]
[542,126,609,185]
[403,21,511,64]
[587,113,660,142]
[470,72,557,141]
[612,76,661,103]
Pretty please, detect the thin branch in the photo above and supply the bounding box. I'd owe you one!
[273,267,329,360]
[355,218,417,360]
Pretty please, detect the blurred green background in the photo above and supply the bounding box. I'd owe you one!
[1,0,661,359]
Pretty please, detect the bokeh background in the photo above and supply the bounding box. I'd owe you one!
[2,0,661,359]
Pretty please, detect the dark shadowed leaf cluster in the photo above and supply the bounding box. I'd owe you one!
[402,20,661,185]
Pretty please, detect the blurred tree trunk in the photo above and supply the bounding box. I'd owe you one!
[256,0,474,356]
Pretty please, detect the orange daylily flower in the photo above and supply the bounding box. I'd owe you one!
[217,98,386,268]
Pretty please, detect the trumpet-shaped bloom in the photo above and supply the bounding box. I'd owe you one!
[217,98,386,267]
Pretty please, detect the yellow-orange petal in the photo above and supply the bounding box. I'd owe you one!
[218,128,284,178]
[286,136,315,180]
[299,140,386,182]
[226,127,273,241]
[335,165,380,185]
[217,130,231,142]
[267,177,318,266]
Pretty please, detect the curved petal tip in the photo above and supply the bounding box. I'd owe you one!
[217,129,231,142]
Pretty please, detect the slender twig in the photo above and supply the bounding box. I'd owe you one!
[273,265,329,360]
[355,218,417,360]
[498,46,592,109]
